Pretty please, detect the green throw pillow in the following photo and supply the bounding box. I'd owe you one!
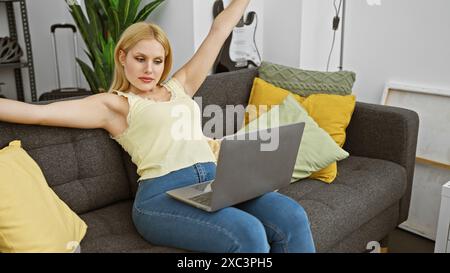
[258,61,356,96]
[237,94,349,182]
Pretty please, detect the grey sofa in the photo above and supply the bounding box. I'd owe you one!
[0,68,419,253]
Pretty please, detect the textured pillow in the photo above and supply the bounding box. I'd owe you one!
[237,95,349,182]
[0,140,87,253]
[258,61,356,96]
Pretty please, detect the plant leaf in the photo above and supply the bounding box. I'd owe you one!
[102,37,116,88]
[99,0,120,42]
[126,0,141,26]
[84,49,94,65]
[76,58,99,92]
[119,0,131,26]
[134,0,165,23]
[68,4,94,53]
[110,7,121,41]
[109,0,119,11]
[94,62,108,92]
[85,0,102,47]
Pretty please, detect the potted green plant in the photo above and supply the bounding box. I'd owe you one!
[66,0,165,93]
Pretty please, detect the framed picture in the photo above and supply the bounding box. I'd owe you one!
[382,82,450,240]
[382,82,450,168]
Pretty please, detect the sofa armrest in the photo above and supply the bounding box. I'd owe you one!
[343,102,419,224]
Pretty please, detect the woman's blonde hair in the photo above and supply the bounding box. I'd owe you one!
[109,22,173,92]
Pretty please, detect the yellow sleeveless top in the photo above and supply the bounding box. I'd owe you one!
[110,78,217,182]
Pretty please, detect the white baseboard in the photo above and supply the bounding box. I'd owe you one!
[398,222,435,241]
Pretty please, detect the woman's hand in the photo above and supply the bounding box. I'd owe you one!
[205,136,223,162]
[211,0,251,34]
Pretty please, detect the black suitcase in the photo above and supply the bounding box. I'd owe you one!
[39,24,93,101]
[0,82,5,98]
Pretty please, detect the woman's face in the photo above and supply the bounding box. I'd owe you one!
[119,38,165,93]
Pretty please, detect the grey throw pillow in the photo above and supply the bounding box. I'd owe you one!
[258,61,356,96]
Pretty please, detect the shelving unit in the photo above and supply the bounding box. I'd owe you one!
[0,0,37,102]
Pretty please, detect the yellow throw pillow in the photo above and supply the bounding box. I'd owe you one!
[302,94,356,183]
[0,140,87,253]
[244,77,356,183]
[301,94,356,148]
[245,77,305,125]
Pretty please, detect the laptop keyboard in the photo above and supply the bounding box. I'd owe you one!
[189,191,213,206]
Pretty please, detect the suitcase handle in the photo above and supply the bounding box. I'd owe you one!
[50,23,81,90]
[51,24,77,33]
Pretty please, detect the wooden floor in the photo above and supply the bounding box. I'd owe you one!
[387,228,435,253]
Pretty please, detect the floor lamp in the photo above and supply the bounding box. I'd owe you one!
[339,0,346,71]
[327,0,347,72]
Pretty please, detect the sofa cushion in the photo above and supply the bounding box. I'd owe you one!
[0,123,131,214]
[279,156,407,252]
[79,201,186,253]
[258,61,356,96]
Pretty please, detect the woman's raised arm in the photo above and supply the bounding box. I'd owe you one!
[0,93,116,130]
[211,0,252,34]
[173,0,251,97]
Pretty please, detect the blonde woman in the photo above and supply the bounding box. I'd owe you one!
[0,0,315,253]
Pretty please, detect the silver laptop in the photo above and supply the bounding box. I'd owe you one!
[166,122,305,212]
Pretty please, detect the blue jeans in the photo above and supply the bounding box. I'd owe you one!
[132,162,316,253]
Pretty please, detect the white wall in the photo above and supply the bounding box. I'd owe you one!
[263,0,302,67]
[300,0,340,71]
[300,0,450,103]
[192,0,214,51]
[147,0,194,74]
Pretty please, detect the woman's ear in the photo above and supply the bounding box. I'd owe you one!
[119,49,126,66]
